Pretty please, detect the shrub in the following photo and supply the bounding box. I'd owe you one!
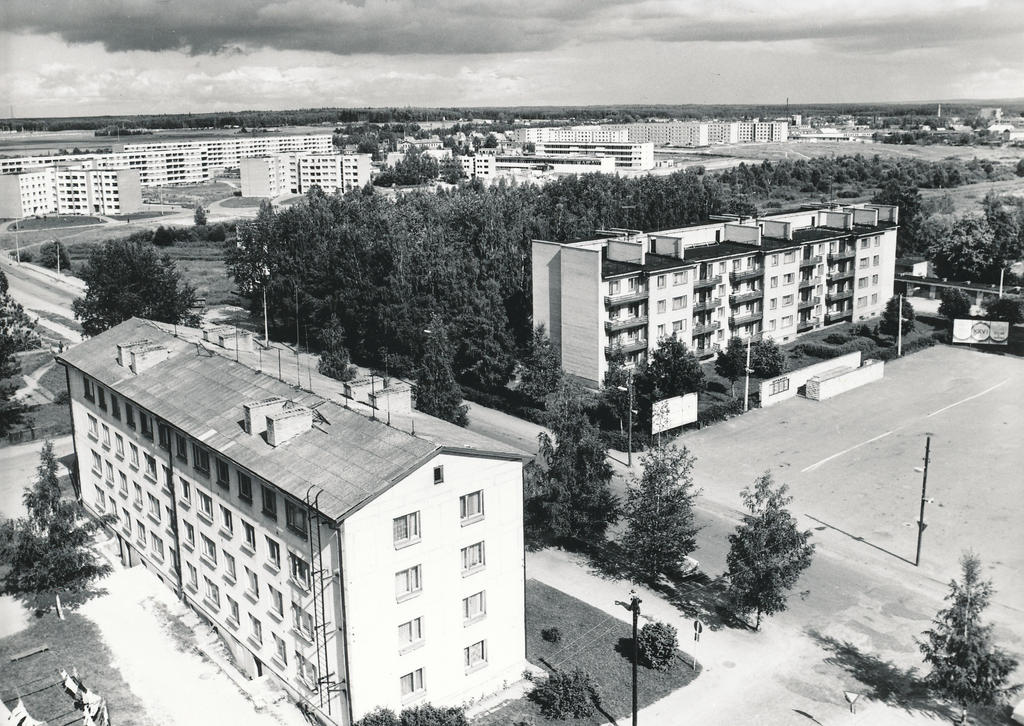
[529,669,600,720]
[399,704,467,726]
[54,390,71,405]
[355,708,398,726]
[823,333,850,345]
[698,398,744,424]
[541,627,562,644]
[19,250,34,263]
[852,323,875,338]
[637,621,679,671]
[706,380,728,394]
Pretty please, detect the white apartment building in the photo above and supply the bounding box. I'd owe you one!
[0,162,142,218]
[519,122,789,149]
[533,203,898,387]
[533,141,654,170]
[516,126,629,144]
[58,317,527,725]
[240,153,372,197]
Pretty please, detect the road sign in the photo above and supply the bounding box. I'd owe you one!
[844,691,860,713]
[693,620,703,641]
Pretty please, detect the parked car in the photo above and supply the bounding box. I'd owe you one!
[680,556,700,577]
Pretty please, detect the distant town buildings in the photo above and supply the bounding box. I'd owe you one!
[516,121,789,149]
[58,317,528,725]
[240,153,372,197]
[533,203,898,387]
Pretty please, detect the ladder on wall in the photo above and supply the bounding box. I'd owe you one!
[305,489,344,715]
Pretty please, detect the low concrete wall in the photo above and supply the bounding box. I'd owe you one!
[806,358,884,400]
[759,351,862,407]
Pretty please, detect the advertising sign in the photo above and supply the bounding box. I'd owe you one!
[651,392,698,434]
[952,319,1010,345]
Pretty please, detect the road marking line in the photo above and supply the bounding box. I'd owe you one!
[926,379,1008,418]
[801,430,896,473]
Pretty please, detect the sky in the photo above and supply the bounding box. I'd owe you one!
[1,0,1023,118]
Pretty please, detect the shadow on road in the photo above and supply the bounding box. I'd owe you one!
[805,514,916,566]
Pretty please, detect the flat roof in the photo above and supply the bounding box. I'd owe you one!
[58,318,523,522]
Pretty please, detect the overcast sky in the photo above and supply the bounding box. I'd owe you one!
[1,0,1022,118]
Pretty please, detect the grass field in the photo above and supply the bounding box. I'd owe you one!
[142,182,237,209]
[107,211,174,222]
[690,140,1024,165]
[919,176,1024,213]
[218,196,265,208]
[9,216,104,231]
[475,580,698,725]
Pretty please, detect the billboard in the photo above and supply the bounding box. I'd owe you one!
[952,319,1010,346]
[652,393,698,434]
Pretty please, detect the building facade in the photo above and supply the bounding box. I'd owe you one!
[533,203,898,387]
[58,318,527,725]
[532,140,654,170]
[240,153,372,197]
[517,122,788,149]
[0,163,142,218]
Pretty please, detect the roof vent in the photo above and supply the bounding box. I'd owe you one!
[130,345,169,374]
[243,396,288,436]
[266,406,313,447]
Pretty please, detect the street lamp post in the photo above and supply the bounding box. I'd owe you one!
[617,371,634,467]
[915,435,932,567]
[897,294,904,357]
[628,590,642,726]
[743,335,753,412]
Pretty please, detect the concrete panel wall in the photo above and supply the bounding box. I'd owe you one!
[807,359,884,400]
[759,351,862,407]
[531,241,562,352]
[560,246,603,386]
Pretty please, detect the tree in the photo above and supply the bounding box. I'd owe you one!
[879,295,916,337]
[918,553,1020,721]
[529,668,601,720]
[873,181,924,255]
[0,269,7,295]
[72,238,200,337]
[637,621,679,671]
[1017,158,1024,177]
[415,316,468,426]
[621,443,701,583]
[226,200,275,342]
[438,157,465,185]
[928,215,999,282]
[715,337,747,396]
[1,293,41,352]
[750,339,786,379]
[0,441,112,609]
[0,324,25,435]
[355,708,397,726]
[193,204,207,227]
[984,296,1024,324]
[601,346,632,431]
[317,317,356,382]
[536,379,618,542]
[641,336,705,396]
[938,288,972,320]
[725,472,814,630]
[38,240,70,271]
[519,324,562,404]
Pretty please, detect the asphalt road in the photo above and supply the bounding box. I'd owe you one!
[0,435,74,519]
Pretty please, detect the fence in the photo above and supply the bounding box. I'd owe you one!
[758,351,863,407]
[2,422,70,447]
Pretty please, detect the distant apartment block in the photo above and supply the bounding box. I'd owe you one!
[58,318,527,724]
[533,203,898,387]
[517,122,789,148]
[0,162,142,218]
[240,153,372,197]
[532,140,654,170]
[459,153,617,180]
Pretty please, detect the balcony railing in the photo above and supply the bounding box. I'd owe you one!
[693,274,723,290]
[604,339,648,357]
[605,316,649,334]
[798,296,821,310]
[797,317,820,332]
[799,255,822,268]
[825,309,853,324]
[828,269,855,283]
[692,320,722,336]
[799,277,817,290]
[828,249,856,263]
[729,311,763,328]
[826,290,854,303]
[604,290,647,307]
[691,297,721,313]
[695,343,721,360]
[729,289,764,305]
[729,267,764,283]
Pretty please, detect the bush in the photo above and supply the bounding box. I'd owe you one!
[355,708,398,726]
[460,385,547,426]
[706,380,728,394]
[398,704,467,726]
[852,323,875,338]
[19,250,33,263]
[637,621,679,671]
[529,669,601,720]
[823,333,850,345]
[698,398,744,424]
[54,390,71,405]
[541,627,562,644]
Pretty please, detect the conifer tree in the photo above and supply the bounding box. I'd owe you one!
[415,316,468,426]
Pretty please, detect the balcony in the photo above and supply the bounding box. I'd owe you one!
[730,267,764,283]
[826,290,854,304]
[798,296,821,310]
[691,297,721,313]
[799,255,822,268]
[729,311,763,328]
[799,277,818,290]
[692,274,723,291]
[828,249,856,263]
[605,316,649,334]
[729,289,764,306]
[604,339,648,357]
[825,309,853,324]
[828,269,855,283]
[797,317,820,332]
[691,320,721,336]
[604,290,647,307]
[695,343,721,360]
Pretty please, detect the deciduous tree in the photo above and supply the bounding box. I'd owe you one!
[317,316,355,382]
[928,215,999,282]
[715,337,748,396]
[194,204,208,227]
[984,295,1024,324]
[38,240,70,271]
[0,325,25,435]
[415,316,467,426]
[726,472,814,630]
[938,288,972,320]
[751,339,786,379]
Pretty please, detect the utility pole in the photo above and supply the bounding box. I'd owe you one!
[617,372,634,467]
[998,268,1004,299]
[262,279,270,347]
[897,294,904,357]
[629,590,641,726]
[915,436,931,567]
[743,335,753,412]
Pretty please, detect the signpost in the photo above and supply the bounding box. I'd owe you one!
[951,319,1010,346]
[844,691,860,714]
[692,619,704,671]
[651,393,698,435]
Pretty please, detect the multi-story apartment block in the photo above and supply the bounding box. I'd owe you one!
[533,140,654,170]
[57,318,527,724]
[518,122,788,149]
[0,162,142,218]
[533,203,898,387]
[240,153,372,198]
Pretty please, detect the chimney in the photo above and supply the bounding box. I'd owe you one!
[117,339,151,367]
[266,406,313,447]
[244,396,288,436]
[130,345,169,374]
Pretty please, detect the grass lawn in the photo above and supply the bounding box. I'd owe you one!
[36,361,69,399]
[0,610,156,726]
[33,309,83,333]
[143,182,236,209]
[25,402,72,434]
[218,196,266,208]
[10,215,104,231]
[474,580,699,725]
[107,211,174,221]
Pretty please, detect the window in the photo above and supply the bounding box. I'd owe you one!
[783,273,794,285]
[144,454,157,480]
[461,542,485,574]
[394,512,421,546]
[214,507,231,535]
[237,472,252,502]
[204,577,219,606]
[285,500,307,536]
[464,640,487,670]
[175,434,188,461]
[432,466,444,485]
[269,586,284,616]
[201,535,217,564]
[140,413,152,440]
[88,415,98,438]
[768,320,777,331]
[672,271,687,285]
[770,276,778,288]
[114,434,124,458]
[861,238,870,249]
[400,669,424,699]
[463,591,486,623]
[871,293,879,304]
[136,520,146,545]
[657,324,666,338]
[83,376,94,402]
[121,507,131,533]
[266,537,281,568]
[656,299,667,314]
[215,459,229,488]
[672,319,686,333]
[290,553,310,588]
[769,298,777,310]
[94,485,105,511]
[460,491,484,523]
[273,634,287,665]
[872,274,879,285]
[91,450,102,473]
[859,258,869,269]
[395,565,422,600]
[186,563,198,589]
[771,254,779,267]
[608,280,620,295]
[781,316,793,328]
[158,424,171,450]
[261,486,277,518]
[656,274,666,289]
[857,296,868,308]
[858,277,869,289]
[246,567,259,598]
[782,295,794,307]
[191,444,210,475]
[399,617,424,649]
[627,277,638,291]
[129,443,139,468]
[197,491,213,519]
[872,255,880,266]
[770,377,790,395]
[249,615,263,645]
[118,471,128,494]
[227,596,239,624]
[783,251,795,264]
[242,521,256,551]
[224,552,236,580]
[125,403,135,429]
[133,483,143,507]
[111,396,120,420]
[97,387,107,411]
[179,478,191,503]
[147,494,160,521]
[297,653,318,688]
[292,603,313,638]
[182,521,195,546]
